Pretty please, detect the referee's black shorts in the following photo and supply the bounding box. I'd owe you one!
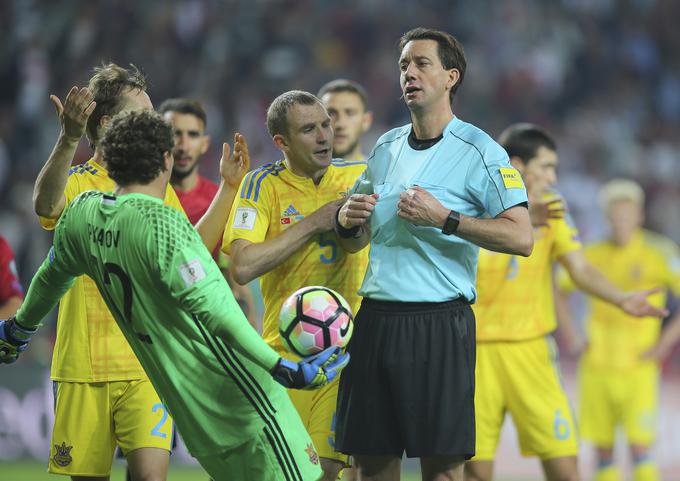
[336,297,476,459]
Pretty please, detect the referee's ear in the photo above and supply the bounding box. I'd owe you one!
[446,68,460,92]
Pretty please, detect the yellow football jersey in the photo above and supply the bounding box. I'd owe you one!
[563,229,680,370]
[39,159,186,382]
[222,159,369,357]
[474,208,582,342]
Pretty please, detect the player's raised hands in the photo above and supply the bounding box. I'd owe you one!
[50,87,96,141]
[338,193,378,229]
[618,287,669,318]
[220,133,251,188]
[270,346,350,390]
[397,185,448,227]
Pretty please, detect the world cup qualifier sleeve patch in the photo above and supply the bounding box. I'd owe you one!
[232,207,257,230]
[499,167,524,189]
[178,259,207,288]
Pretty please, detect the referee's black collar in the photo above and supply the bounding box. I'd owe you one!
[408,128,444,150]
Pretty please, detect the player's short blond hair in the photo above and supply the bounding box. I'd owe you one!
[599,178,645,211]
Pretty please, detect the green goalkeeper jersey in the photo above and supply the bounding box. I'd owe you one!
[17,190,287,456]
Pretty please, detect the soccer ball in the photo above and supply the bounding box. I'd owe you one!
[279,286,353,357]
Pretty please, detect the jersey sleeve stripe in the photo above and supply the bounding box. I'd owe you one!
[253,164,285,202]
[245,163,277,201]
[216,338,277,415]
[240,170,257,199]
[245,166,271,200]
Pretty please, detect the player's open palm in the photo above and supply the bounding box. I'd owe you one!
[619,288,669,318]
[50,86,96,141]
[220,132,251,188]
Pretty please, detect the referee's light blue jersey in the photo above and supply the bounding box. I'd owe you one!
[357,116,528,303]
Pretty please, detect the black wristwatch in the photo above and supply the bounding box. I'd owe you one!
[442,210,460,235]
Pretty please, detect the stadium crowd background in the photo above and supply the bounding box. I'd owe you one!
[1,0,679,477]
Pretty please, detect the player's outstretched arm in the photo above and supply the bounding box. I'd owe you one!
[195,134,250,251]
[559,250,669,318]
[34,87,96,219]
[229,198,344,285]
[0,249,77,363]
[271,346,350,390]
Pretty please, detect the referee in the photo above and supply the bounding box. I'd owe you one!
[334,27,533,481]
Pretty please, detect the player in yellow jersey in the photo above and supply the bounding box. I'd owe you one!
[318,79,373,162]
[559,179,680,481]
[33,63,250,480]
[466,124,667,481]
[223,90,369,481]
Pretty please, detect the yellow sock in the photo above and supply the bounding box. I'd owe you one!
[633,461,659,481]
[595,465,622,481]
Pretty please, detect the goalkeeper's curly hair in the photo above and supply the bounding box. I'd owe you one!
[100,110,173,187]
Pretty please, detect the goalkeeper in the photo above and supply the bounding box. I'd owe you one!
[0,109,346,481]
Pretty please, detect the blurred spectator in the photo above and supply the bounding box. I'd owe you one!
[0,235,23,318]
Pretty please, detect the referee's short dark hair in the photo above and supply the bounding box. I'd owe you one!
[266,90,321,137]
[158,98,208,130]
[498,123,556,165]
[398,27,467,103]
[101,110,173,187]
[317,79,369,111]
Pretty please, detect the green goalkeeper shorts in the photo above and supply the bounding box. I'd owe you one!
[196,393,323,481]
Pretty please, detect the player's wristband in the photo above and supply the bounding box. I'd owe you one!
[270,358,302,388]
[5,316,37,344]
[335,207,360,239]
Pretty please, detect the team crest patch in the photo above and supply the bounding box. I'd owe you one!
[305,443,319,465]
[53,442,73,467]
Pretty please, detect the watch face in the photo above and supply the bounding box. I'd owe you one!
[443,211,459,234]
